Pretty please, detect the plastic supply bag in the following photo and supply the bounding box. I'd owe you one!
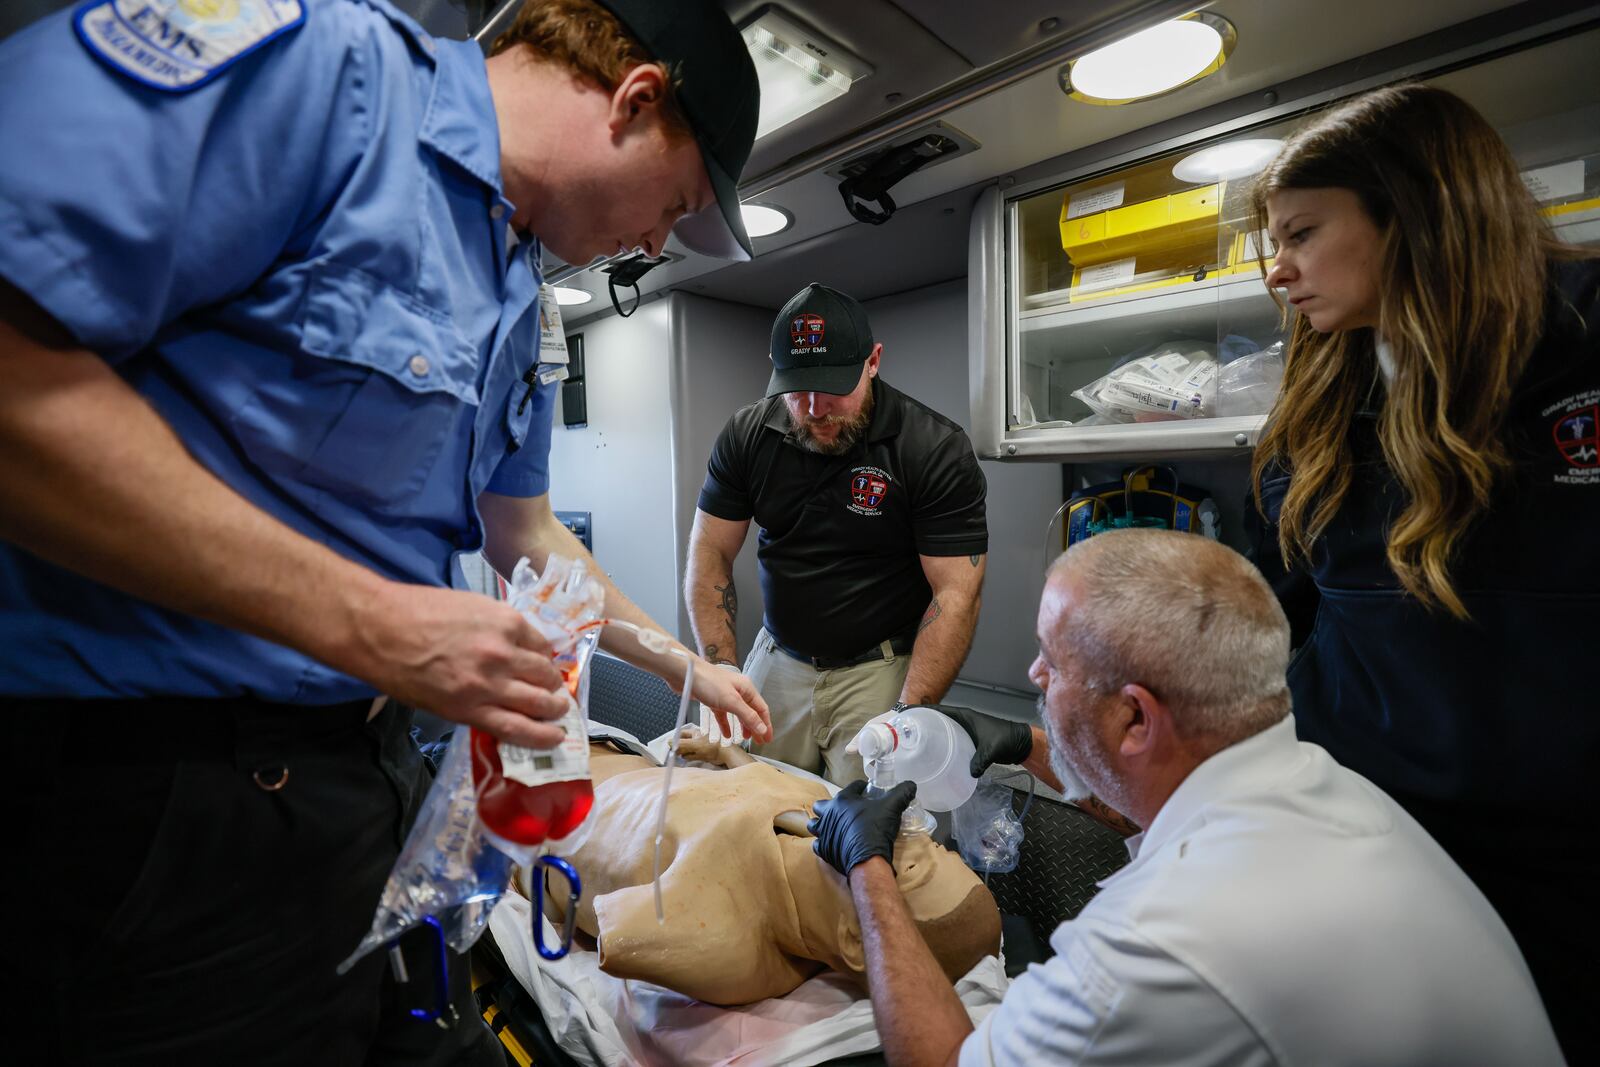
[1216,341,1285,416]
[950,780,1025,875]
[338,725,515,971]
[340,555,607,974]
[1073,344,1218,422]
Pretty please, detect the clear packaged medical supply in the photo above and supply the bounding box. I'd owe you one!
[951,780,1026,874]
[1215,341,1285,416]
[1073,344,1218,422]
[338,720,515,971]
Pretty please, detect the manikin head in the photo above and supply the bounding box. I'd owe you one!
[1027,530,1293,829]
[483,0,758,266]
[766,283,885,455]
[779,815,1001,985]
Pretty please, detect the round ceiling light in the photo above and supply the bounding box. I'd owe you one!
[740,202,793,238]
[552,286,593,306]
[1172,138,1284,183]
[1062,14,1235,105]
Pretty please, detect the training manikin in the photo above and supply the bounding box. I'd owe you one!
[527,731,1001,1005]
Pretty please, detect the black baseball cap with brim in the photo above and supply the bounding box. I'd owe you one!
[766,283,874,397]
[595,0,759,261]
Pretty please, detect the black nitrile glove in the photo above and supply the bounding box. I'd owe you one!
[938,704,1034,777]
[807,779,917,877]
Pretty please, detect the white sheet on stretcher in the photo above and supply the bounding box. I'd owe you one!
[489,892,1009,1067]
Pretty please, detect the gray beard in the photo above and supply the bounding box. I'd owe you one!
[1039,694,1131,815]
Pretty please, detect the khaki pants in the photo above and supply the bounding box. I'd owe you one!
[743,627,910,785]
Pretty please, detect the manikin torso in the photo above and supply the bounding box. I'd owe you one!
[533,734,1000,1005]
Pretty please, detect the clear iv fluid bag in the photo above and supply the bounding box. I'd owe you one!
[854,705,978,812]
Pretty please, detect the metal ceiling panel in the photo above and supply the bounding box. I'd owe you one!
[723,0,974,177]
[563,0,1578,323]
[892,0,1168,67]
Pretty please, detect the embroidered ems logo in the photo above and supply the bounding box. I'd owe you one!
[790,314,825,353]
[1553,404,1599,468]
[75,0,305,93]
[848,466,890,516]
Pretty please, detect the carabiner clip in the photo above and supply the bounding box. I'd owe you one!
[533,855,583,961]
[385,915,459,1030]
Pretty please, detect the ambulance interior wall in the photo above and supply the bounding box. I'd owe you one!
[666,292,776,659]
[549,280,1257,699]
[548,298,680,630]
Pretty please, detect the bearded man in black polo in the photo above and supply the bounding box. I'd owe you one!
[686,283,988,783]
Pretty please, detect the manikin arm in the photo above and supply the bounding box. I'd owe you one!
[899,553,985,705]
[480,491,770,741]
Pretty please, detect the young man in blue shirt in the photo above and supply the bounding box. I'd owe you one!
[0,1,766,1060]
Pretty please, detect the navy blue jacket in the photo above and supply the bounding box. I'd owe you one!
[1250,258,1600,857]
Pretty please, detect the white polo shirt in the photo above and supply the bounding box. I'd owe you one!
[960,717,1562,1066]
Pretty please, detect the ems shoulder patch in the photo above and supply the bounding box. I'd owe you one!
[74,0,305,92]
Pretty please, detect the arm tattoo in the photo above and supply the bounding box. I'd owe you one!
[714,581,737,632]
[918,595,942,633]
[969,554,980,567]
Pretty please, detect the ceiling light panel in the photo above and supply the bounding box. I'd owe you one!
[1063,14,1235,105]
[740,203,793,237]
[742,7,873,140]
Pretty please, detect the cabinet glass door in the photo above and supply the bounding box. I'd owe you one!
[996,26,1600,461]
[1010,119,1297,437]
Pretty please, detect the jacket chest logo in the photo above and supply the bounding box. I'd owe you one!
[1554,405,1598,466]
[848,465,891,516]
[1548,393,1600,485]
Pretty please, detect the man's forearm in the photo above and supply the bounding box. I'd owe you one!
[514,510,701,677]
[685,541,739,666]
[850,858,971,1067]
[898,590,979,705]
[0,325,388,673]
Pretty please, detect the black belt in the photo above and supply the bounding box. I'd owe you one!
[2,696,380,764]
[770,632,917,671]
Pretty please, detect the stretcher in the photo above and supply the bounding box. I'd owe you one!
[468,654,1128,1066]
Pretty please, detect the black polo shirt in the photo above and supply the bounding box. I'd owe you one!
[698,378,987,660]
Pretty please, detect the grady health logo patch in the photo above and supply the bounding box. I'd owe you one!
[1554,404,1599,468]
[75,0,305,92]
[848,466,891,516]
[790,313,826,355]
[1543,389,1600,486]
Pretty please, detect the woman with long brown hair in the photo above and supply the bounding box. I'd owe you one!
[1249,83,1597,1060]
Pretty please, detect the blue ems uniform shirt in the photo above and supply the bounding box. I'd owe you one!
[697,379,988,660]
[0,0,557,702]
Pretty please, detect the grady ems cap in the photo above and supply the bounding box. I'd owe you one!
[594,0,760,261]
[766,283,874,397]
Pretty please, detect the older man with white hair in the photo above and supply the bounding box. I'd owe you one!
[808,529,1562,1067]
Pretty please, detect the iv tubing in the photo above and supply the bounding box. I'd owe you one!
[585,618,696,924]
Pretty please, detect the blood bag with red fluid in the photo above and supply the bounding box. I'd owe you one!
[471,556,604,853]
